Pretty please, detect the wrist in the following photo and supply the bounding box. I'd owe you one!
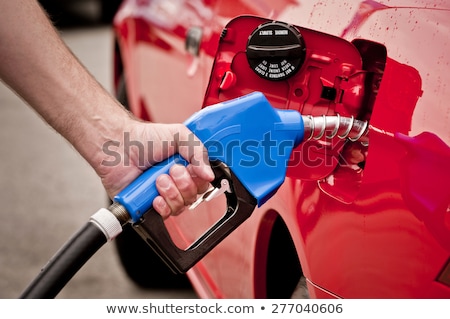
[92,114,150,197]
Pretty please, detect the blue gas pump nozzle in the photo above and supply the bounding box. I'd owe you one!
[114,91,305,223]
[112,92,306,273]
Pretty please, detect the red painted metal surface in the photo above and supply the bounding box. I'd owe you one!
[113,0,450,298]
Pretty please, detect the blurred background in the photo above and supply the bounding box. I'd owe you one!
[39,0,122,27]
[0,0,196,298]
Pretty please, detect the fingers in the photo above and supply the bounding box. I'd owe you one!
[186,164,211,194]
[174,124,215,182]
[153,164,208,219]
[149,124,215,219]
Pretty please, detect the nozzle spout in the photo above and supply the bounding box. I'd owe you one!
[302,114,369,144]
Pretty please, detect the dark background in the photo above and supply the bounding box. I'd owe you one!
[39,0,122,27]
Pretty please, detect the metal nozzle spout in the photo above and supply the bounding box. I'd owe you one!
[302,114,369,145]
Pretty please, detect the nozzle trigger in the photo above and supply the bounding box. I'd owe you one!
[189,179,232,210]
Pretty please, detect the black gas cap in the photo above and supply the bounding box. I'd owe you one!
[246,21,306,81]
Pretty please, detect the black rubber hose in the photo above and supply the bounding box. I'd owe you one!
[19,222,107,299]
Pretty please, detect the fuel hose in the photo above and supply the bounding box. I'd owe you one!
[19,207,124,298]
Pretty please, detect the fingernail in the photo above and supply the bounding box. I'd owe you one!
[154,196,166,209]
[154,196,170,219]
[158,175,171,189]
[171,164,185,178]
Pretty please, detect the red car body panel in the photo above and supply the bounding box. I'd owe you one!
[113,0,450,298]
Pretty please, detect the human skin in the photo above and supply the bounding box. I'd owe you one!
[0,0,214,218]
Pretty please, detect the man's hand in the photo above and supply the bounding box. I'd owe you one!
[98,120,214,219]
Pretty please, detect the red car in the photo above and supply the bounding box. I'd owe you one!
[111,0,450,298]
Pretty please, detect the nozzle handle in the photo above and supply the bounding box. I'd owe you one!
[114,154,188,223]
[132,161,257,273]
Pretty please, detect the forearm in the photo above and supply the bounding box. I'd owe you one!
[0,0,130,171]
[0,0,214,207]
